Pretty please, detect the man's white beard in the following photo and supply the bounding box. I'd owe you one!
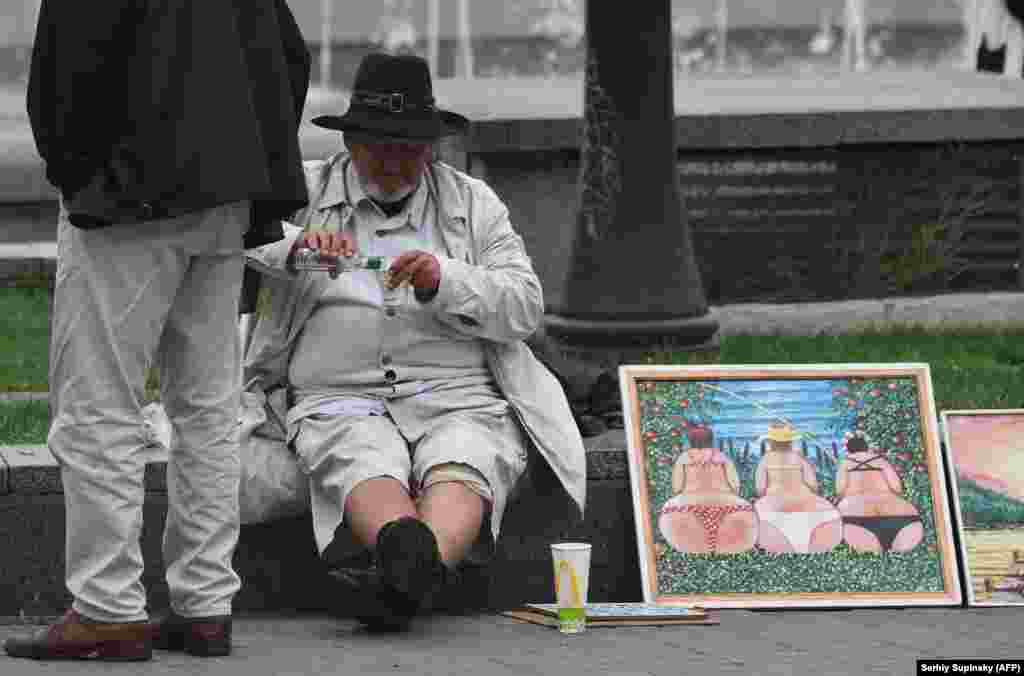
[360,173,417,203]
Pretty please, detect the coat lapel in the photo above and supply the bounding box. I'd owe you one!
[427,161,473,264]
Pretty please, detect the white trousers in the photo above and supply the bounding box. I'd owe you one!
[48,201,249,622]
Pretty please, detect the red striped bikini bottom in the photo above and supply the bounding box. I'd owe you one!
[661,503,755,552]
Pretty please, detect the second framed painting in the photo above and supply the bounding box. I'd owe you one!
[619,363,962,608]
[942,409,1024,607]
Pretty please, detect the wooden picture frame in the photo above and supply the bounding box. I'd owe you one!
[942,409,1024,607]
[619,363,961,608]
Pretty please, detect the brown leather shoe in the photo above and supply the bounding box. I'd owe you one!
[152,612,232,657]
[2,609,152,661]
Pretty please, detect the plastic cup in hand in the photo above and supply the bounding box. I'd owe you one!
[550,542,591,634]
[379,268,409,311]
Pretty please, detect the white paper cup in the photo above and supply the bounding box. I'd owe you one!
[550,542,592,634]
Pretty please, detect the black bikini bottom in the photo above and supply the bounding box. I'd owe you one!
[842,515,920,552]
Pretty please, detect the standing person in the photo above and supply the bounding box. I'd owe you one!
[972,0,1024,75]
[3,0,310,662]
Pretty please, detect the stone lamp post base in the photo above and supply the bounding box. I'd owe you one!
[526,316,720,438]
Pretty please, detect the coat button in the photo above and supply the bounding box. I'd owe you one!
[384,369,397,382]
[385,307,396,317]
[381,354,392,365]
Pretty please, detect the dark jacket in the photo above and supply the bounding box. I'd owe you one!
[26,0,311,248]
[1008,0,1024,25]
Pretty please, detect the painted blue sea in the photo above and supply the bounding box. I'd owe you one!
[701,378,850,461]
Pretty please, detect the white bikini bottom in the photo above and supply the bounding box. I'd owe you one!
[756,508,840,553]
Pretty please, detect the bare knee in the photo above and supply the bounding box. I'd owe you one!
[344,477,417,549]
[418,465,493,565]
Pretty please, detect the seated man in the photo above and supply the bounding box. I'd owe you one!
[243,53,586,630]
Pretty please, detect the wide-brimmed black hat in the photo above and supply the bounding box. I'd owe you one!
[312,53,469,141]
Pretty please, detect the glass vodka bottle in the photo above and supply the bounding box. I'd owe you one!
[292,247,394,278]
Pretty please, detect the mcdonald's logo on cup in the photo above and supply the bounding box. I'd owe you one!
[550,542,592,634]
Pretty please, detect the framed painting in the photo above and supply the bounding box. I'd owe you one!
[942,410,1024,606]
[619,363,962,608]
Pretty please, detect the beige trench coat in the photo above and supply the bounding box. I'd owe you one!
[241,153,586,521]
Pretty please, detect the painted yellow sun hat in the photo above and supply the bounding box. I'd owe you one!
[766,421,799,442]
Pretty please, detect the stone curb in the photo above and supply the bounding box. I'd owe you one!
[709,290,1024,336]
[0,430,631,497]
[0,433,638,616]
[0,392,47,402]
[0,256,55,285]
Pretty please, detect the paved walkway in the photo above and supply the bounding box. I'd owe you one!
[0,241,53,259]
[0,608,1020,675]
[0,86,26,121]
[0,84,348,122]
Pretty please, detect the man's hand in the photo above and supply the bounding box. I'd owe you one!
[294,229,356,259]
[387,250,441,301]
[288,229,356,274]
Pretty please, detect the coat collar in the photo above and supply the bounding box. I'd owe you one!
[314,151,467,225]
[314,154,349,211]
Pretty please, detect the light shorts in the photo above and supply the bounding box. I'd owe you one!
[420,462,493,504]
[292,404,529,557]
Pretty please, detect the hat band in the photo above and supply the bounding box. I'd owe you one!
[351,90,436,115]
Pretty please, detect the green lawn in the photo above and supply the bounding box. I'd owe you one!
[0,286,48,393]
[0,400,49,445]
[3,287,1024,444]
[650,326,1024,410]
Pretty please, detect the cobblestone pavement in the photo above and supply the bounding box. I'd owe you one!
[0,608,1020,676]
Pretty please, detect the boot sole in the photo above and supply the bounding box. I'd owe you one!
[154,634,231,657]
[153,621,232,657]
[377,519,442,605]
[6,639,152,662]
[333,568,417,631]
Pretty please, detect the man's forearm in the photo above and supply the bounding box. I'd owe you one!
[246,224,308,280]
[427,254,543,344]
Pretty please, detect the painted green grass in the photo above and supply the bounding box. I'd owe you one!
[955,477,1024,528]
[657,546,943,595]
